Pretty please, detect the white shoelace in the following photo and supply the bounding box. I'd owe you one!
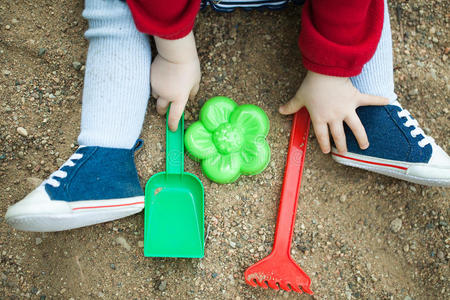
[43,151,84,188]
[394,101,434,148]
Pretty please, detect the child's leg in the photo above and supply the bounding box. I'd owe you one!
[333,0,450,187]
[5,0,150,232]
[78,0,151,149]
[350,0,396,104]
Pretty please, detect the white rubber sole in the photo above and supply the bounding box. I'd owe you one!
[5,186,144,232]
[331,148,450,187]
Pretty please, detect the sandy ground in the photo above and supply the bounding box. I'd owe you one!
[1,0,449,299]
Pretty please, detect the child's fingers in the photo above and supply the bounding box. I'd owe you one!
[279,95,304,115]
[359,93,389,106]
[313,122,331,154]
[345,114,369,150]
[156,98,170,115]
[189,83,200,101]
[167,101,185,132]
[330,122,347,154]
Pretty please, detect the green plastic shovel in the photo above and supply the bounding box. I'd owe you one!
[144,114,204,258]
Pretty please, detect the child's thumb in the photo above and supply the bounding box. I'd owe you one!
[359,93,390,106]
[279,96,304,115]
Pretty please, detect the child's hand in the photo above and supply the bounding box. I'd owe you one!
[152,31,201,131]
[279,71,389,154]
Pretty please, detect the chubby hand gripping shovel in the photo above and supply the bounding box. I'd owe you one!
[144,113,204,258]
[244,108,313,294]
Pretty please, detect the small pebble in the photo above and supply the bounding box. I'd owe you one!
[158,280,167,291]
[72,61,82,70]
[116,237,131,251]
[408,88,419,96]
[26,177,43,189]
[35,237,42,245]
[17,127,28,137]
[38,48,46,56]
[390,218,402,233]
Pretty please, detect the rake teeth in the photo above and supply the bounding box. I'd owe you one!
[245,278,258,287]
[256,279,268,289]
[288,283,303,293]
[266,280,279,290]
[278,281,292,292]
[300,285,314,295]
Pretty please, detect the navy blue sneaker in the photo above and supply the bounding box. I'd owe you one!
[5,140,145,232]
[332,101,450,187]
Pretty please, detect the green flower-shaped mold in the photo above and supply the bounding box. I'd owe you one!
[185,96,270,184]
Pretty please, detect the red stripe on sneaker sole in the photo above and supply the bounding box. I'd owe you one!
[332,153,408,170]
[72,201,145,211]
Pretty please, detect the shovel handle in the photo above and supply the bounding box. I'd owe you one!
[166,112,184,174]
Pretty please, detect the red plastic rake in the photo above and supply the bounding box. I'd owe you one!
[244,108,313,294]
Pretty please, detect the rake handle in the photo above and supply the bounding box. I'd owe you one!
[272,108,310,256]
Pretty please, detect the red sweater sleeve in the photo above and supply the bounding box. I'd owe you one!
[299,0,384,77]
[126,0,200,40]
